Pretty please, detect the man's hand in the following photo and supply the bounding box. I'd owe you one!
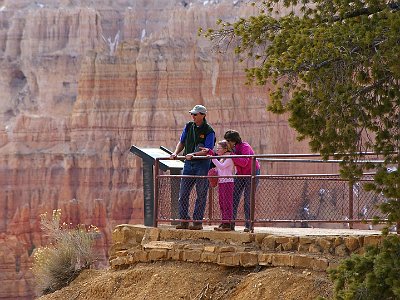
[170,153,177,160]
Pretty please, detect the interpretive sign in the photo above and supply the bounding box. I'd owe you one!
[130,145,183,226]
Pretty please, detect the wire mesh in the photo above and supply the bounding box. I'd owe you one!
[156,173,388,227]
[352,179,387,220]
[255,176,349,222]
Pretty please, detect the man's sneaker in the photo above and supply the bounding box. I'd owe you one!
[189,222,203,230]
[175,222,189,230]
[244,222,251,232]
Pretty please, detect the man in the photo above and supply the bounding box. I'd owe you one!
[170,105,215,230]
[224,130,260,232]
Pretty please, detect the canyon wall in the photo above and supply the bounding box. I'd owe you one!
[0,0,334,298]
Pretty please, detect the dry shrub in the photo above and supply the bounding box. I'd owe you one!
[32,209,99,295]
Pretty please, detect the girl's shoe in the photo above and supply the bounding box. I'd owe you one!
[214,223,231,231]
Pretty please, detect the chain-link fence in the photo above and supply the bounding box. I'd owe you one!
[154,155,388,229]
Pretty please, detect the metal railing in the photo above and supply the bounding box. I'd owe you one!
[153,154,388,231]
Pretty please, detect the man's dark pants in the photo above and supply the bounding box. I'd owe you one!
[178,159,210,222]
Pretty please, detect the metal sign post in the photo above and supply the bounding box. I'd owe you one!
[130,145,184,226]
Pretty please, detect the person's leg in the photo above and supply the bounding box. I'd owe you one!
[256,168,261,185]
[226,182,234,222]
[232,178,245,230]
[214,182,234,231]
[224,182,234,221]
[217,183,225,222]
[243,177,251,230]
[193,177,209,222]
[218,182,232,222]
[192,160,210,226]
[243,169,260,230]
[177,162,195,229]
[214,182,225,230]
[178,177,195,220]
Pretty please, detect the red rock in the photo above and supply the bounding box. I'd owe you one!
[0,1,330,298]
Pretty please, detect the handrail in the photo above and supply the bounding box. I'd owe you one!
[153,154,389,229]
[156,154,386,163]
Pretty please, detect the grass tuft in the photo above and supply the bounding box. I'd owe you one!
[32,209,99,295]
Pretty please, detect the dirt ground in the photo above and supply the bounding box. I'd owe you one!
[37,261,333,300]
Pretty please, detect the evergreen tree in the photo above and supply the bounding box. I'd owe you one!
[202,2,400,298]
[200,0,400,227]
[329,235,400,299]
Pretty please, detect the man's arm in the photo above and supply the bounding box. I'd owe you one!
[204,131,215,150]
[186,131,215,160]
[170,125,187,159]
[170,142,184,159]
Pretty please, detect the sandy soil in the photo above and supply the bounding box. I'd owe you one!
[37,261,333,300]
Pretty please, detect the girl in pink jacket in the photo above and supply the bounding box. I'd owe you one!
[202,140,235,231]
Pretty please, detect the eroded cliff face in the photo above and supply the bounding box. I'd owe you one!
[0,0,319,298]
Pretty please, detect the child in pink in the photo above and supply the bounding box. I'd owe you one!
[203,140,235,231]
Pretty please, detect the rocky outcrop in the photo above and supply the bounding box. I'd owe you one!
[0,1,319,298]
[109,225,383,270]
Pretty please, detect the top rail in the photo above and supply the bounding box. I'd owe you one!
[153,153,391,231]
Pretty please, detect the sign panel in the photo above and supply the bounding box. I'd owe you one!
[130,145,184,226]
[130,146,184,171]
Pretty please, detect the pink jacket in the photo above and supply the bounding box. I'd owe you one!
[232,142,260,175]
[212,158,235,183]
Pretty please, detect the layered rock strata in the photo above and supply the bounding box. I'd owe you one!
[0,1,331,298]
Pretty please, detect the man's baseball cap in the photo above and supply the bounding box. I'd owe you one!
[189,105,207,114]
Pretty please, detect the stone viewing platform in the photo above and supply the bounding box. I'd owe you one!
[109,225,383,272]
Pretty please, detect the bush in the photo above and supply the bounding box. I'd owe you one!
[32,209,99,295]
[329,235,400,300]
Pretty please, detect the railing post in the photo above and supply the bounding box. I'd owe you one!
[153,158,160,227]
[250,157,257,232]
[348,182,353,229]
